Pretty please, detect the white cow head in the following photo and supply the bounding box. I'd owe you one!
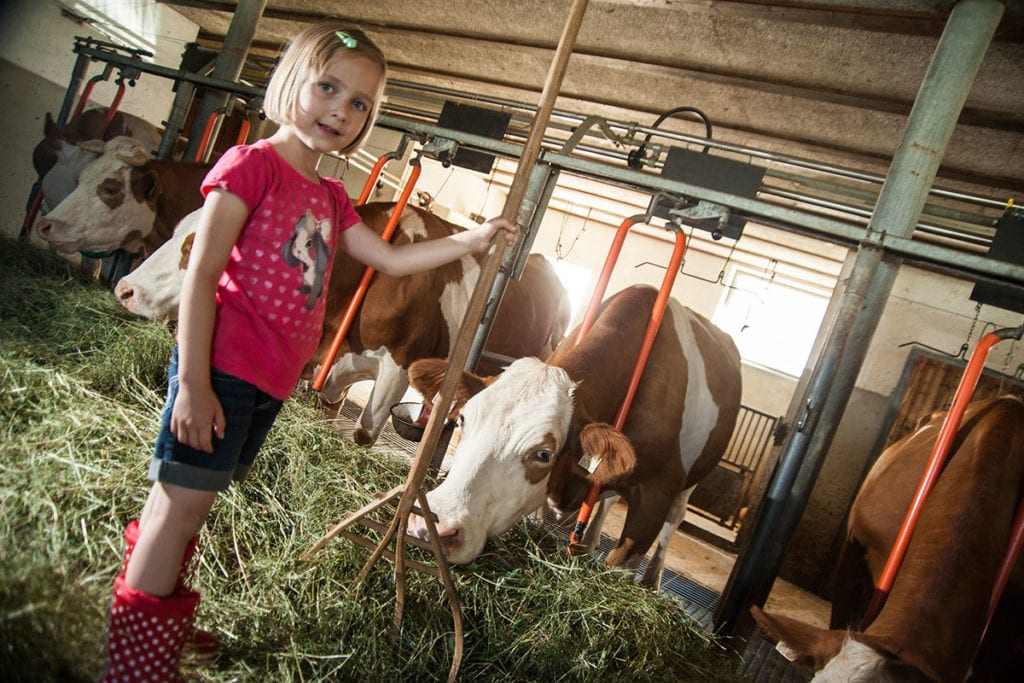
[406,356,637,564]
[36,136,158,254]
[115,209,201,320]
[750,606,918,682]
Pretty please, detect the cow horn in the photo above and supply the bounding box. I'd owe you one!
[115,149,150,166]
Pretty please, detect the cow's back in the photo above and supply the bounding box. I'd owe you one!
[316,203,569,372]
[550,285,741,485]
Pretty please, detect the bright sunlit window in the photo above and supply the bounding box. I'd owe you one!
[712,264,831,376]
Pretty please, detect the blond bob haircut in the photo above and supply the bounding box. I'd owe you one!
[263,23,387,156]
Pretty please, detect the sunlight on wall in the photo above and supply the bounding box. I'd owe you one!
[713,265,830,377]
[63,1,197,69]
[549,257,591,326]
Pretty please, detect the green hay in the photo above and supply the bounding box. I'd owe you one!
[0,236,747,682]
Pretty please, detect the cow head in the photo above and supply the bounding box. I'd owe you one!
[36,136,159,254]
[406,356,637,564]
[750,606,928,682]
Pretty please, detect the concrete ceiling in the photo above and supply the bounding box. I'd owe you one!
[162,0,1023,202]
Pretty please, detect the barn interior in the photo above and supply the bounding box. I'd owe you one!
[1,0,1023,679]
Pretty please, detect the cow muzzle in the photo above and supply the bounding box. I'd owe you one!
[407,512,465,559]
[35,218,81,253]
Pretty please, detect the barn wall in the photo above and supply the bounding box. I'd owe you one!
[0,0,197,239]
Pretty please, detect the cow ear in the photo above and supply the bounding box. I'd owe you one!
[78,138,106,154]
[750,605,846,669]
[408,359,492,416]
[578,422,636,487]
[44,112,58,137]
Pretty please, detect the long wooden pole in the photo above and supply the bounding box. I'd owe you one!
[386,0,591,529]
[358,4,590,679]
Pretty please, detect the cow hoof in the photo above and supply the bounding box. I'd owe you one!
[353,428,376,446]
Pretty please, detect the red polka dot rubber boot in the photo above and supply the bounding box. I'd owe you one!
[103,575,199,682]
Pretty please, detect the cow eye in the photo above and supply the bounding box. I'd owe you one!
[532,449,552,464]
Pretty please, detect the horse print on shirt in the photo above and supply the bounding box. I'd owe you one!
[282,209,331,310]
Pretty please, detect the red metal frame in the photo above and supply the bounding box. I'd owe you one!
[861,327,1024,634]
[568,217,687,547]
[311,159,422,391]
[193,111,221,162]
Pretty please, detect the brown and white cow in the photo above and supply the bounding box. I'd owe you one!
[35,136,208,257]
[310,203,571,445]
[405,285,742,587]
[752,395,1024,682]
[33,109,162,211]
[115,202,571,447]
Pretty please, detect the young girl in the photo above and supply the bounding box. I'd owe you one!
[103,23,515,681]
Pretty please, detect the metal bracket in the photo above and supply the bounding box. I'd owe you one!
[418,136,460,167]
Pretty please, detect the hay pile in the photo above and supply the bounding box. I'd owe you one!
[0,236,746,682]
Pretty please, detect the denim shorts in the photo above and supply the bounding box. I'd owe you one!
[149,348,284,492]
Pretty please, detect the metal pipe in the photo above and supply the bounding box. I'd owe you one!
[465,162,557,374]
[714,0,1006,639]
[384,78,1006,210]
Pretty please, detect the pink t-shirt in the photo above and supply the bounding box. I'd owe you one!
[200,140,361,399]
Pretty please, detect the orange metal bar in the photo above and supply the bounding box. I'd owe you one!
[104,85,126,128]
[72,74,104,119]
[357,155,391,206]
[19,186,45,240]
[194,111,222,162]
[235,119,251,146]
[312,164,422,391]
[861,331,1004,629]
[569,218,687,547]
[573,217,634,346]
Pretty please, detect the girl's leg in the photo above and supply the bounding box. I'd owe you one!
[130,481,217,596]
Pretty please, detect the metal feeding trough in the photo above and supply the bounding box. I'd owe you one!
[390,402,456,450]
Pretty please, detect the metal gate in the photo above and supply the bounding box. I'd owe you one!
[687,405,780,537]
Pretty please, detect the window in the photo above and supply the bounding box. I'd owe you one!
[713,265,831,376]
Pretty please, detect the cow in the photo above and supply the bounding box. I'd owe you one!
[115,202,572,447]
[33,108,162,211]
[751,395,1024,683]
[404,285,742,588]
[35,136,208,258]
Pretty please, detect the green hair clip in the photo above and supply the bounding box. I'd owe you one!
[335,31,358,49]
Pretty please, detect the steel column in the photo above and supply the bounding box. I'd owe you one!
[181,0,266,162]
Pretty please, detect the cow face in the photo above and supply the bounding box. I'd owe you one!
[406,357,637,564]
[35,136,158,254]
[750,606,921,682]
